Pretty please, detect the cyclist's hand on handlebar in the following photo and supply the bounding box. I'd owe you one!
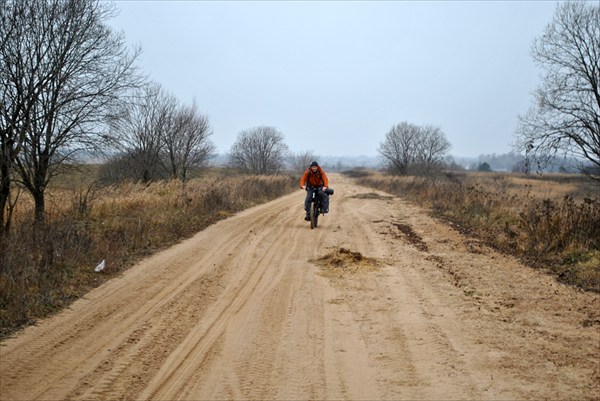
[301,185,306,190]
[323,186,328,191]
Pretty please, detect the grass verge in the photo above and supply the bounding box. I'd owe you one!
[344,170,600,292]
[0,174,296,338]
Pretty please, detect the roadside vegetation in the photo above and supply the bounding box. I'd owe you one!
[344,169,600,292]
[365,1,600,292]
[0,169,296,338]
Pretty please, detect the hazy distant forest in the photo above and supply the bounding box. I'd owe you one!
[0,0,598,336]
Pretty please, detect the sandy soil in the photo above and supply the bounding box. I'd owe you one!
[1,174,599,401]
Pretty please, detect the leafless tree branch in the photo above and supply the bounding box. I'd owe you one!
[515,1,600,181]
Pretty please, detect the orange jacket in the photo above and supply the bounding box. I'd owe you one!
[300,166,329,188]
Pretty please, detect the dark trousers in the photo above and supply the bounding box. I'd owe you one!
[305,189,329,213]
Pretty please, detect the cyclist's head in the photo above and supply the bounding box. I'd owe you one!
[310,161,319,170]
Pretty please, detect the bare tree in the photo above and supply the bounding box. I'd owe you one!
[162,100,215,181]
[109,86,215,182]
[288,150,317,175]
[229,126,289,174]
[515,1,599,180]
[379,122,451,175]
[1,1,51,233]
[110,83,175,182]
[414,125,452,174]
[1,0,142,224]
[378,122,420,175]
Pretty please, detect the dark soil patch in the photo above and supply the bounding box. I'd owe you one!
[351,193,395,200]
[391,222,429,252]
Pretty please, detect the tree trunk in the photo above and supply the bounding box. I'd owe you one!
[0,142,16,236]
[1,133,13,237]
[0,167,9,237]
[33,188,45,224]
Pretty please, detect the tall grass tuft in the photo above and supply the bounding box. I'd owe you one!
[0,174,296,338]
[348,170,600,292]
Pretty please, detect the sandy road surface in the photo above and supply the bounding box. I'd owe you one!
[1,174,599,400]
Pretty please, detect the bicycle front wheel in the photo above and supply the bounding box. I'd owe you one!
[310,202,318,229]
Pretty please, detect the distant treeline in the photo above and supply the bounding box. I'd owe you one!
[208,152,594,174]
[454,152,591,174]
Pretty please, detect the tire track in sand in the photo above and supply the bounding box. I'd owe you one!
[138,197,320,401]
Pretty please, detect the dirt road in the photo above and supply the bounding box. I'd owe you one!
[1,174,599,400]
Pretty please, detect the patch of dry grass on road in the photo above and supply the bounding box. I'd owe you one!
[313,247,381,278]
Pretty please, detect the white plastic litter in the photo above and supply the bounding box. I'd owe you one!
[95,259,106,272]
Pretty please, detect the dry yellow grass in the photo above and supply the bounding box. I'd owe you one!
[464,172,598,201]
[1,172,296,338]
[313,248,381,279]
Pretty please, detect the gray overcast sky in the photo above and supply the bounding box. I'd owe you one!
[109,0,560,158]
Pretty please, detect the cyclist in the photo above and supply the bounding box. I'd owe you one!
[300,161,330,221]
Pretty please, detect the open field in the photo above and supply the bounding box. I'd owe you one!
[1,173,598,400]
